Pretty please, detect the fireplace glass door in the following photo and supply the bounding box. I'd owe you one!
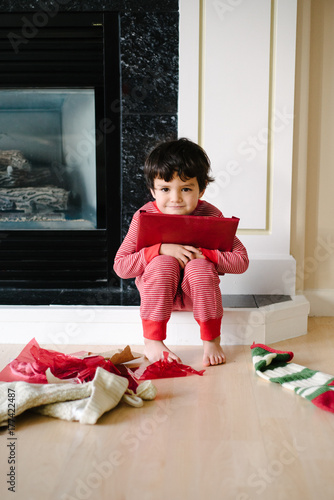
[0,88,97,229]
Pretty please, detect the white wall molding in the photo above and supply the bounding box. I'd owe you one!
[178,0,200,142]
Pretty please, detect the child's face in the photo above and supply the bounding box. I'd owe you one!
[150,173,205,215]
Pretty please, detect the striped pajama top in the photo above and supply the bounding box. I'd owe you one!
[113,200,249,279]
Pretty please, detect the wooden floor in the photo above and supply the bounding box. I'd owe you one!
[1,317,334,500]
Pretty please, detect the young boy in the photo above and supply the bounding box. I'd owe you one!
[113,138,249,366]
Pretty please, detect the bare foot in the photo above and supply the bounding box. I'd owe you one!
[202,337,226,366]
[143,339,181,364]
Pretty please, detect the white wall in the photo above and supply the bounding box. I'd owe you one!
[291,0,334,315]
[179,0,298,295]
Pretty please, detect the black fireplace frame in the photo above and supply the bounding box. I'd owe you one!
[0,12,122,290]
[0,1,179,305]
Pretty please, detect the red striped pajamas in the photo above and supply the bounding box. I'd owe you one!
[113,200,249,341]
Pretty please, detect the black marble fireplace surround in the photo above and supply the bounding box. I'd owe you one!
[0,0,179,305]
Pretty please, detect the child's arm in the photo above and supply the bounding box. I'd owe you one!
[200,236,249,275]
[113,212,161,279]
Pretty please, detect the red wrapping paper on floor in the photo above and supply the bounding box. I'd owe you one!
[134,352,205,380]
[0,338,138,391]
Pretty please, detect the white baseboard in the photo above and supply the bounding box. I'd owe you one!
[0,295,310,346]
[303,289,334,316]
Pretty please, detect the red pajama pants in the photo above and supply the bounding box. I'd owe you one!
[136,255,223,341]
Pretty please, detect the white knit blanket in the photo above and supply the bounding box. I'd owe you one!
[0,367,156,426]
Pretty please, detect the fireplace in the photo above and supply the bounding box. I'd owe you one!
[0,12,121,295]
[0,2,178,305]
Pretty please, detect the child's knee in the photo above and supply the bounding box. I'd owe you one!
[186,258,217,274]
[184,258,219,286]
[144,254,180,279]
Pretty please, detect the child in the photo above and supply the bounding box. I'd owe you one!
[113,138,249,366]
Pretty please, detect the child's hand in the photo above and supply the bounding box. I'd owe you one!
[159,244,205,269]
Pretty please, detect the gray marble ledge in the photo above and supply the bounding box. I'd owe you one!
[0,290,292,307]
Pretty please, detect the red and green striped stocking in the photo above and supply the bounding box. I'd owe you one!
[251,343,334,413]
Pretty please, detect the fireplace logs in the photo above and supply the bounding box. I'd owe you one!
[0,149,31,170]
[0,149,73,218]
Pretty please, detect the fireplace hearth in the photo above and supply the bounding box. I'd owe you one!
[0,1,179,305]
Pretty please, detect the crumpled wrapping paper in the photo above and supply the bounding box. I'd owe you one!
[133,351,205,379]
[0,341,205,426]
[0,338,140,392]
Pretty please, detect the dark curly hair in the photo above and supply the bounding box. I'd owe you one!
[144,138,214,193]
